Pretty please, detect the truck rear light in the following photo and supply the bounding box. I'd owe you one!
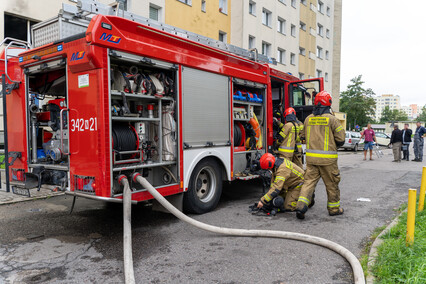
[12,169,25,181]
[74,175,96,194]
[348,139,352,143]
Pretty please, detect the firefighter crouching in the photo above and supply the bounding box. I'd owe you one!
[256,153,304,213]
[296,91,345,219]
[274,108,304,168]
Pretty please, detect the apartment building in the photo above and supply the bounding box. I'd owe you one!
[374,94,401,121]
[401,104,422,120]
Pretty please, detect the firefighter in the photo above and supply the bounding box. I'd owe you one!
[256,153,304,212]
[295,91,345,219]
[274,107,304,168]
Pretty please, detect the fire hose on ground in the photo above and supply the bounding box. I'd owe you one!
[120,173,365,284]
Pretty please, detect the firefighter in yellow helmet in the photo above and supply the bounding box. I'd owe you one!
[274,107,304,168]
[256,153,305,212]
[295,91,345,219]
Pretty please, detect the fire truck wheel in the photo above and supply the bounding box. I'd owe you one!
[184,158,223,214]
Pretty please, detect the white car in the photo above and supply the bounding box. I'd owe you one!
[375,132,391,148]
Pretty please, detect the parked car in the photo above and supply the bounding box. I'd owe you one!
[375,132,391,148]
[341,131,362,152]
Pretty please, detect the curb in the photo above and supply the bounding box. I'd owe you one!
[366,209,407,284]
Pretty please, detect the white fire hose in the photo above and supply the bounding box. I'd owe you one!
[120,173,365,284]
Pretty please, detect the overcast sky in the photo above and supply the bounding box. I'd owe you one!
[340,0,426,107]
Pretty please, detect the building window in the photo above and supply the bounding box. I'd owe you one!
[325,72,329,82]
[317,23,323,36]
[4,13,38,43]
[219,31,227,42]
[290,53,296,65]
[291,0,296,8]
[248,35,256,49]
[301,0,307,6]
[277,18,286,34]
[300,21,306,31]
[291,24,296,37]
[201,0,206,12]
[325,50,329,60]
[262,9,272,27]
[326,29,330,38]
[299,47,306,56]
[299,72,305,79]
[262,41,271,56]
[219,0,228,14]
[117,0,128,10]
[177,0,192,5]
[316,69,322,77]
[249,1,256,15]
[149,5,161,21]
[326,6,331,16]
[277,48,286,64]
[278,0,286,5]
[316,46,323,59]
[318,1,324,13]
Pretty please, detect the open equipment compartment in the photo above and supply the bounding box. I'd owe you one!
[232,78,267,176]
[108,50,179,195]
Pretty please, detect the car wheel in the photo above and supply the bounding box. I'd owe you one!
[354,144,358,152]
[183,158,223,214]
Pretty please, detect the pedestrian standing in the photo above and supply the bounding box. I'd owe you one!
[360,123,377,161]
[402,123,412,161]
[413,122,426,162]
[295,91,345,219]
[390,125,403,162]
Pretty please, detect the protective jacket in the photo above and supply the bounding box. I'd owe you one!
[303,113,345,165]
[261,158,304,204]
[277,120,304,158]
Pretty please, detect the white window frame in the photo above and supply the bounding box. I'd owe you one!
[317,23,323,37]
[277,48,286,65]
[316,46,323,59]
[318,1,324,13]
[291,24,296,37]
[299,72,305,79]
[326,6,331,16]
[291,0,296,8]
[325,50,329,60]
[299,47,306,56]
[219,31,227,42]
[201,0,206,12]
[326,28,330,38]
[149,4,161,21]
[290,53,296,65]
[278,0,286,5]
[219,0,228,14]
[325,72,329,82]
[301,0,307,6]
[300,21,306,31]
[248,35,256,49]
[262,41,271,56]
[249,1,256,16]
[316,69,322,77]
[277,17,286,34]
[262,8,272,27]
[177,0,192,6]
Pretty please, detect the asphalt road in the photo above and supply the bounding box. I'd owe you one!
[0,149,424,284]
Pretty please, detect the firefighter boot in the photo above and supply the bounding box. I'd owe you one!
[329,208,344,216]
[296,204,308,220]
[308,193,315,208]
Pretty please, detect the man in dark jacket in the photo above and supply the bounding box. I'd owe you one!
[413,122,426,162]
[390,124,403,162]
[402,123,412,161]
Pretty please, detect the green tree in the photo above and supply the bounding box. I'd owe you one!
[340,75,376,129]
[379,106,408,123]
[417,106,426,122]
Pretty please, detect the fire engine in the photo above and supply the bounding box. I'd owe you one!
[0,0,323,214]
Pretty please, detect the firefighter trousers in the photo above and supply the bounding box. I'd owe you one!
[296,162,341,214]
[280,183,303,211]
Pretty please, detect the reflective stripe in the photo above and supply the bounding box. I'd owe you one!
[287,133,292,147]
[279,122,284,128]
[298,196,310,205]
[324,126,329,151]
[264,194,272,202]
[291,169,304,179]
[291,201,297,207]
[275,176,286,182]
[306,126,311,149]
[336,126,343,132]
[280,131,287,138]
[327,201,340,208]
[295,182,304,189]
[306,152,338,159]
[284,159,293,169]
[279,147,294,153]
[306,149,337,154]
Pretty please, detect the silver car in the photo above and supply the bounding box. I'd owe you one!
[341,131,362,152]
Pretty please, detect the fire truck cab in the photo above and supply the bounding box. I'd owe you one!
[0,0,323,214]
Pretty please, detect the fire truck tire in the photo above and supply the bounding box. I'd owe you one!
[183,158,223,214]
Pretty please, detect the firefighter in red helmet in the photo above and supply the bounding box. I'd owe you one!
[274,107,304,168]
[295,91,345,219]
[256,153,305,212]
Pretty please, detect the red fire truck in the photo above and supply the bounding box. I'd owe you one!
[0,0,322,213]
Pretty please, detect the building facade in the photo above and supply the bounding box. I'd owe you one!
[401,104,423,120]
[374,94,401,121]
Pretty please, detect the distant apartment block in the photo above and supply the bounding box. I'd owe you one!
[374,94,401,121]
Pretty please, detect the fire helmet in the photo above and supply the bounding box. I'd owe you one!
[314,91,332,107]
[259,153,276,170]
[284,107,296,117]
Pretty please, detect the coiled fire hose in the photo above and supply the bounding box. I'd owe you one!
[120,174,365,284]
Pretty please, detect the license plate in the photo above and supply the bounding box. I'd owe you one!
[12,186,31,197]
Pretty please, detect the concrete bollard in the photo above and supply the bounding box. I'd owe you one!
[406,188,417,246]
[418,167,426,212]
